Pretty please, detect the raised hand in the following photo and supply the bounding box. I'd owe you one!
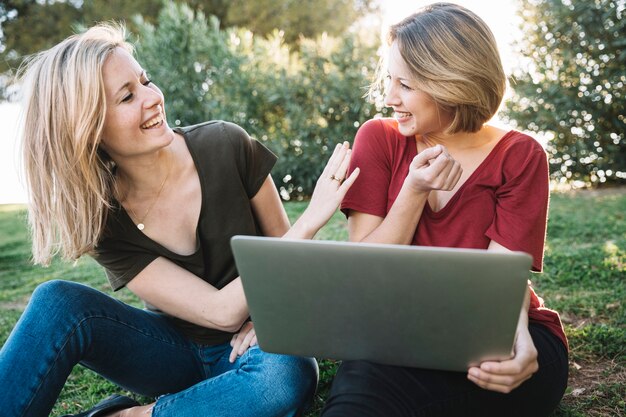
[406,144,462,193]
[294,142,360,236]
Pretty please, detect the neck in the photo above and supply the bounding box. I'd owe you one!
[418,125,495,152]
[115,147,176,201]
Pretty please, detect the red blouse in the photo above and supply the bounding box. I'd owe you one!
[341,118,567,349]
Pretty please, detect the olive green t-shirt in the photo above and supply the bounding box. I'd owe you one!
[92,121,277,345]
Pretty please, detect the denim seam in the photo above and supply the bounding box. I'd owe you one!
[152,345,259,416]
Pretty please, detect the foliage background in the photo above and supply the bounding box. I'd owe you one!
[134,2,385,198]
[1,0,624,192]
[0,0,625,415]
[503,0,625,187]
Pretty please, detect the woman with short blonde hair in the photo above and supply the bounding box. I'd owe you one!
[1,23,359,417]
[323,3,568,416]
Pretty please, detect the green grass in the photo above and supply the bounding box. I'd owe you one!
[1,189,625,416]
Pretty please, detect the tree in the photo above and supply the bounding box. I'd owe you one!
[0,0,377,77]
[0,0,80,74]
[224,0,378,44]
[135,2,383,198]
[503,0,625,186]
[0,0,160,82]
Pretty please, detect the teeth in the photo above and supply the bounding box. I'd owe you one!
[141,115,163,129]
[395,111,411,119]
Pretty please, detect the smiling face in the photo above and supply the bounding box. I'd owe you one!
[384,42,452,137]
[100,47,174,161]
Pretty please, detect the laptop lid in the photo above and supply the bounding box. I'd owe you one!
[231,236,531,372]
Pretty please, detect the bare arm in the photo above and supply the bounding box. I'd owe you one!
[250,175,291,237]
[126,257,248,332]
[126,142,360,333]
[349,144,462,244]
[125,176,295,333]
[466,240,539,393]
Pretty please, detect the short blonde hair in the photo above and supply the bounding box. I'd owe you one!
[20,23,132,265]
[380,3,506,133]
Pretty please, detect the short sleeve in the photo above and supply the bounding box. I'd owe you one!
[485,139,549,271]
[92,237,158,291]
[221,122,277,198]
[341,119,394,218]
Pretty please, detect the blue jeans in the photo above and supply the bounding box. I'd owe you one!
[0,280,318,417]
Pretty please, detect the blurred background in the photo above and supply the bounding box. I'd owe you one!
[0,0,624,203]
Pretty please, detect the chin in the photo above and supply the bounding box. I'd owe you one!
[397,125,418,137]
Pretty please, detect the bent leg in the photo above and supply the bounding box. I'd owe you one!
[0,280,206,417]
[152,345,318,417]
[322,324,568,417]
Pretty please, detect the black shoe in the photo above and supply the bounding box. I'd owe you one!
[59,394,140,417]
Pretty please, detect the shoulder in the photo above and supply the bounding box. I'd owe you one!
[354,118,405,152]
[357,118,401,140]
[493,130,549,178]
[174,120,253,154]
[175,120,249,142]
[498,130,546,155]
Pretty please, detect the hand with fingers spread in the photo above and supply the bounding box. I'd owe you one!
[294,141,360,235]
[467,320,539,393]
[406,144,462,194]
[229,321,258,363]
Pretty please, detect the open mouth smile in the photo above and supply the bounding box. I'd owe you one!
[141,114,164,129]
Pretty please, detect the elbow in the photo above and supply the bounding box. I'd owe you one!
[207,303,247,333]
[216,315,246,333]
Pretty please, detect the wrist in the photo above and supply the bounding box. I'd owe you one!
[286,212,318,239]
[401,181,430,200]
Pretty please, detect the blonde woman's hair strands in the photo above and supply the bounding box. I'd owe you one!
[20,23,132,265]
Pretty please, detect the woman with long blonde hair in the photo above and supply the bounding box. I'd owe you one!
[1,23,358,417]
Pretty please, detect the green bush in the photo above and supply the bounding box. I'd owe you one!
[503,0,626,187]
[135,2,386,199]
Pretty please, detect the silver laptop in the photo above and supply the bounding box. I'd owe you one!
[230,236,531,372]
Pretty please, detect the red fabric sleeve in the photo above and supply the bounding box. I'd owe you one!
[486,142,549,271]
[341,119,395,218]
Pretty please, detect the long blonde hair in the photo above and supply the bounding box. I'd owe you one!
[375,3,506,133]
[20,23,132,265]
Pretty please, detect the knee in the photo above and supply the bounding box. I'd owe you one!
[331,360,381,394]
[323,361,398,417]
[33,279,80,298]
[30,280,96,316]
[250,350,318,415]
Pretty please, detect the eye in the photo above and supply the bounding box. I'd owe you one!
[400,82,413,91]
[141,71,153,86]
[121,93,133,103]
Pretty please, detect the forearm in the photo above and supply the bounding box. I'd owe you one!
[127,258,249,333]
[283,208,319,240]
[356,183,429,245]
[211,278,249,332]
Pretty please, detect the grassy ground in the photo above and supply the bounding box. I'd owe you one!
[0,188,624,416]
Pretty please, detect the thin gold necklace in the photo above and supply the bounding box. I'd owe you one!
[125,154,171,231]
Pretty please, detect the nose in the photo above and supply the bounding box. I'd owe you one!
[384,81,400,108]
[142,84,163,110]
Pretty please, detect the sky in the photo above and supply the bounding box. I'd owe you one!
[0,0,520,204]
